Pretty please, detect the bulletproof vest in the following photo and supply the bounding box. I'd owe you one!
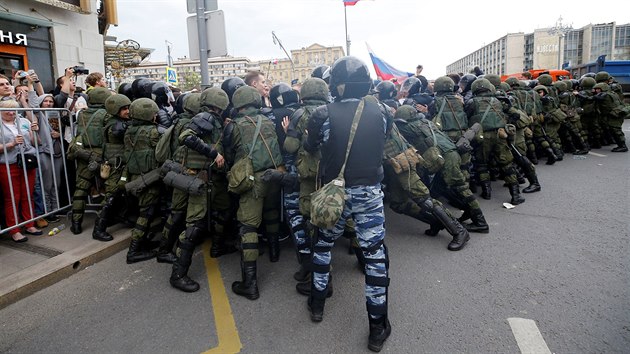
[76,106,107,150]
[578,90,597,116]
[183,114,223,170]
[558,92,579,118]
[171,112,193,159]
[272,106,297,152]
[432,95,468,132]
[545,85,559,101]
[469,95,506,131]
[512,88,536,116]
[383,124,410,160]
[322,98,385,186]
[124,122,158,175]
[103,115,128,161]
[233,113,283,172]
[397,117,456,154]
[597,91,620,115]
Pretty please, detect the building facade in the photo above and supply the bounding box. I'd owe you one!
[447,22,630,76]
[0,0,115,92]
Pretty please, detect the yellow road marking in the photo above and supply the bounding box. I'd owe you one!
[201,241,242,354]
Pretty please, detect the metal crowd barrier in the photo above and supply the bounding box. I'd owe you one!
[0,106,99,235]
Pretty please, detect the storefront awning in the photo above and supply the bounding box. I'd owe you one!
[0,10,67,27]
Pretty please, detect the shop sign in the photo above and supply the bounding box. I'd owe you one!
[0,30,28,46]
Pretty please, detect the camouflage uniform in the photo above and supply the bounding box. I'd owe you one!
[594,82,628,152]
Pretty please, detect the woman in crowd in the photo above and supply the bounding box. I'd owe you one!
[0,99,42,242]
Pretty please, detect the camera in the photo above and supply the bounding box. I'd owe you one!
[72,66,89,75]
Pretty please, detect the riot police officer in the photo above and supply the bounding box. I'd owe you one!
[304,56,391,352]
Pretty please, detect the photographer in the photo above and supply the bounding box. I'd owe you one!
[53,67,88,143]
[13,70,44,97]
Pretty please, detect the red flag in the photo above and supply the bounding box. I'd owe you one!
[343,0,360,6]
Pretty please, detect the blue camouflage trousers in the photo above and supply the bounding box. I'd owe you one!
[312,183,389,318]
[283,154,308,255]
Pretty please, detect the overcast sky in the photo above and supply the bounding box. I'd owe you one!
[109,0,628,81]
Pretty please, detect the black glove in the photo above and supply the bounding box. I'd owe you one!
[261,169,297,187]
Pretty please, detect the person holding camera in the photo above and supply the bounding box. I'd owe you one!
[0,99,41,242]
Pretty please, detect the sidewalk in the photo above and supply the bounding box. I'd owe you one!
[0,214,132,310]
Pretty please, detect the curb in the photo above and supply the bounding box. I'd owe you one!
[0,228,131,310]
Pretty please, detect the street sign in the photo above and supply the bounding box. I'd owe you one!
[186,0,218,14]
[186,10,228,60]
[166,67,178,85]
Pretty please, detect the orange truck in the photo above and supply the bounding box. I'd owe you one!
[501,69,572,82]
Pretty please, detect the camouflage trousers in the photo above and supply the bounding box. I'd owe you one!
[283,162,308,255]
[129,176,161,241]
[474,131,517,185]
[312,184,389,318]
[71,161,97,222]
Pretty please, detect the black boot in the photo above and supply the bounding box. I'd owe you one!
[429,201,470,251]
[210,233,238,258]
[544,147,557,165]
[480,181,492,200]
[368,316,392,352]
[522,173,541,193]
[553,147,564,161]
[268,233,280,262]
[170,261,200,292]
[158,212,185,264]
[307,280,329,322]
[509,184,526,205]
[464,209,489,234]
[527,150,538,165]
[92,216,113,241]
[573,139,589,155]
[611,141,628,152]
[70,217,83,235]
[294,252,311,282]
[232,261,259,300]
[297,273,333,298]
[126,239,157,264]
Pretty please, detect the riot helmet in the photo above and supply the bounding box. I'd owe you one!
[232,86,262,110]
[269,83,299,108]
[374,80,398,100]
[593,82,609,91]
[311,65,331,84]
[471,78,494,94]
[174,92,189,114]
[595,71,611,83]
[221,77,246,103]
[433,76,455,93]
[580,72,596,80]
[105,94,132,116]
[87,87,111,105]
[505,77,520,88]
[131,78,152,99]
[200,87,230,111]
[394,105,418,121]
[328,56,372,100]
[459,74,477,93]
[533,85,549,95]
[129,97,159,122]
[499,82,511,92]
[300,78,329,102]
[117,82,133,100]
[537,74,553,86]
[580,77,596,89]
[484,74,502,89]
[399,77,422,97]
[553,81,567,92]
[184,92,202,114]
[149,82,175,108]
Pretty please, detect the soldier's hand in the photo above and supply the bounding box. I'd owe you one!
[261,168,284,183]
[214,153,225,168]
[281,116,290,134]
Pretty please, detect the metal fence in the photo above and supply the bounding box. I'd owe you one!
[0,107,89,235]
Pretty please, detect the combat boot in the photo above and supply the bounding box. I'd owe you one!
[368,316,392,352]
[126,239,157,264]
[268,233,280,262]
[210,233,238,258]
[156,234,178,264]
[573,139,589,155]
[480,181,492,200]
[428,200,470,251]
[464,209,489,234]
[509,184,526,205]
[92,216,113,242]
[553,147,564,161]
[70,216,83,235]
[522,173,541,193]
[294,252,311,282]
[527,150,538,165]
[611,139,628,152]
[169,245,199,293]
[232,260,259,300]
[544,148,557,165]
[307,281,329,322]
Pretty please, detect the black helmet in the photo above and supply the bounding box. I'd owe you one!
[174,92,189,115]
[220,77,246,103]
[131,78,152,99]
[580,72,596,80]
[400,77,422,97]
[311,65,331,84]
[149,82,175,108]
[329,56,372,100]
[117,83,133,100]
[374,81,397,101]
[459,74,477,93]
[269,83,299,108]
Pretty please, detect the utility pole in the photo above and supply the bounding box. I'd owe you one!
[165,40,173,67]
[196,0,210,88]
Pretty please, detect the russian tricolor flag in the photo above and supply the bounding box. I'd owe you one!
[366,43,413,82]
[343,0,360,6]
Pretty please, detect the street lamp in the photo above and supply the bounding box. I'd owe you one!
[107,39,146,86]
[548,16,572,70]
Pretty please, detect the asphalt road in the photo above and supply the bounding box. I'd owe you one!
[1,126,628,354]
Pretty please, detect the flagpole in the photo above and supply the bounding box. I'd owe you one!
[344,5,350,56]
